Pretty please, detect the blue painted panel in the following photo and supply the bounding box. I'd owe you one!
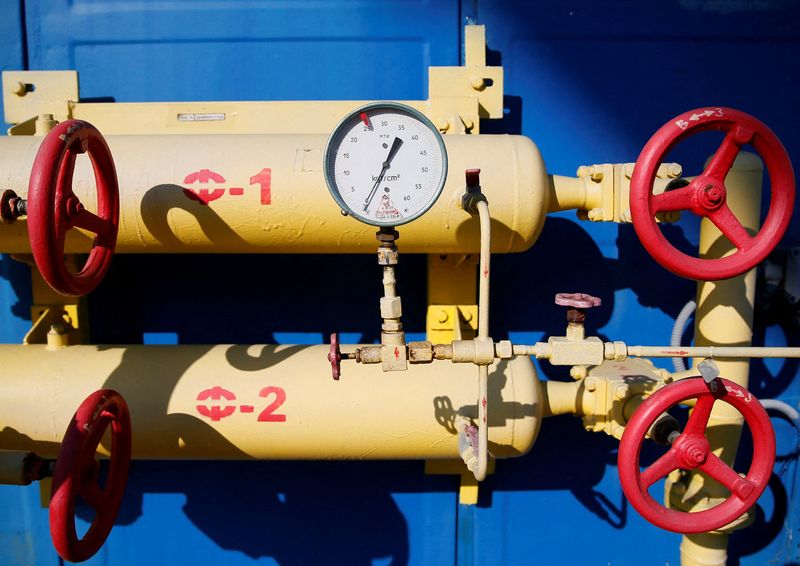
[0,0,30,345]
[25,0,458,101]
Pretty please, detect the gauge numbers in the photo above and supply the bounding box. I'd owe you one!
[324,102,448,227]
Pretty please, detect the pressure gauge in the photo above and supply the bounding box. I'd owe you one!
[324,102,448,227]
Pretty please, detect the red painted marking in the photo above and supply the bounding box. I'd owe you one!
[360,111,370,127]
[250,168,272,205]
[258,386,287,422]
[481,398,487,409]
[196,386,237,421]
[661,350,690,356]
[183,168,228,205]
[197,386,236,401]
[394,346,400,360]
[239,405,254,413]
[183,169,226,184]
[483,266,489,278]
[228,187,244,196]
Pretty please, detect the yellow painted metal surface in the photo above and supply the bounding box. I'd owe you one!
[666,153,763,565]
[0,133,547,254]
[0,345,542,461]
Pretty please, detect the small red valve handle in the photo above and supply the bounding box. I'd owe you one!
[618,377,775,534]
[554,292,602,309]
[50,389,132,563]
[630,107,795,281]
[27,119,119,296]
[328,332,342,380]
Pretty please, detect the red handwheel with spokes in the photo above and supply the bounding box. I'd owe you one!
[27,119,119,296]
[618,378,775,534]
[50,389,132,563]
[630,107,795,281]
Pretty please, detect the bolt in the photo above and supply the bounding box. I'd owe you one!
[437,309,449,324]
[12,81,27,96]
[49,323,67,336]
[703,184,723,205]
[587,208,603,221]
[584,377,597,392]
[470,76,485,91]
[436,117,450,132]
[686,445,706,465]
[667,163,683,178]
[571,366,588,380]
[463,310,473,322]
[615,384,629,400]
[462,117,474,131]
[624,163,635,179]
[577,165,590,178]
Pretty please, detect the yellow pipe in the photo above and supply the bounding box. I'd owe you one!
[540,380,582,417]
[547,174,602,213]
[0,134,547,254]
[0,345,541,461]
[679,152,763,566]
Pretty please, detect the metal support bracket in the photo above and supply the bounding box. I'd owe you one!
[424,459,495,506]
[2,70,78,126]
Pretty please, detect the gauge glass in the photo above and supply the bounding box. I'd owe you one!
[324,102,448,227]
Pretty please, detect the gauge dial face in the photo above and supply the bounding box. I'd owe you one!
[324,102,448,227]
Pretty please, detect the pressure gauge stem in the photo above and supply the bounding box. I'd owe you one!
[376,227,407,371]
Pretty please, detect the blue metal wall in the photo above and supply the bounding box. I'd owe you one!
[0,1,798,564]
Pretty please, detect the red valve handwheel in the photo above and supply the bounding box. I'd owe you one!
[630,107,795,281]
[27,119,119,296]
[50,389,132,563]
[618,378,775,534]
[328,332,342,380]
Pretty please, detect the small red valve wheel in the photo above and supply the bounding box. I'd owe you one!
[618,378,775,534]
[27,119,119,296]
[50,389,132,563]
[328,332,342,380]
[630,107,794,281]
[554,292,602,309]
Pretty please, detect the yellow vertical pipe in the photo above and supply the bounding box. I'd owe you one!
[680,152,763,566]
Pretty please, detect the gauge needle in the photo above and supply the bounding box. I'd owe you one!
[363,137,404,212]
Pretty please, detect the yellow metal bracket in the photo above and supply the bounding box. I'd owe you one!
[426,254,479,342]
[2,70,77,126]
[425,459,496,505]
[11,254,86,346]
[2,26,502,137]
[24,304,82,346]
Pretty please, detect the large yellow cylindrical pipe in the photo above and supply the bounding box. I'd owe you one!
[0,345,542,461]
[0,134,547,254]
[679,152,763,566]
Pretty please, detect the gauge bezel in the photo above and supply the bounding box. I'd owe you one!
[323,101,448,227]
